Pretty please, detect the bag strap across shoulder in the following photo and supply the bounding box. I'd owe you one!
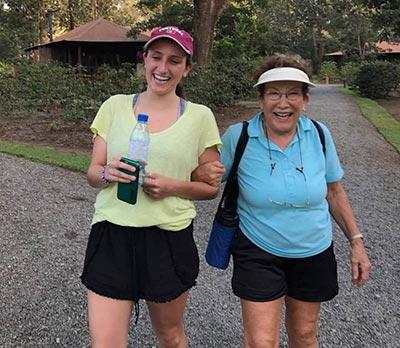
[227,121,249,181]
[310,119,326,155]
[219,121,249,209]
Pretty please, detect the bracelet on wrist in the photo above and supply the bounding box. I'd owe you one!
[101,165,112,185]
[348,233,363,243]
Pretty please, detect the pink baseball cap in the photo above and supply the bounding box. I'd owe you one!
[144,26,194,58]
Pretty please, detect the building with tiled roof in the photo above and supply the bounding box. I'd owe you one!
[26,18,150,73]
[324,41,400,65]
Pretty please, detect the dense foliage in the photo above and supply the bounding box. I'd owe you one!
[1,0,399,122]
[1,0,398,67]
[354,61,400,99]
[186,57,255,107]
[0,60,143,122]
[361,0,400,38]
[340,62,361,88]
[319,61,340,83]
[0,58,255,122]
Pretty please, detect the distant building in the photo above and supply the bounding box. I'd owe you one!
[374,42,400,61]
[324,42,400,65]
[25,18,150,73]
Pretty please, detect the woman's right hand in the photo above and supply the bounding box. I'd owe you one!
[104,155,136,183]
[104,155,138,183]
[88,136,137,188]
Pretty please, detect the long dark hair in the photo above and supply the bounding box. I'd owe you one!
[175,82,186,98]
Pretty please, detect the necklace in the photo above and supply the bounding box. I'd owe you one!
[261,117,304,175]
[263,124,276,175]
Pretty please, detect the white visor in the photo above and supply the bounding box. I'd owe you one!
[253,67,316,87]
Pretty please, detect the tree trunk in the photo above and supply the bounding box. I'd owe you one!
[68,0,75,30]
[91,0,97,20]
[311,26,325,73]
[193,0,231,65]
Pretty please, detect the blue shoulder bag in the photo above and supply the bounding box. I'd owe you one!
[205,121,249,270]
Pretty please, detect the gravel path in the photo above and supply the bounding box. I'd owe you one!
[1,85,399,347]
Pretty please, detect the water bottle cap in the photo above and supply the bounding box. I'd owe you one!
[137,114,149,122]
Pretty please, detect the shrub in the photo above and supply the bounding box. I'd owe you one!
[1,59,76,114]
[63,63,144,123]
[0,73,19,114]
[0,60,144,123]
[319,61,339,83]
[354,61,400,99]
[340,62,361,89]
[0,58,254,123]
[0,61,14,76]
[185,57,254,108]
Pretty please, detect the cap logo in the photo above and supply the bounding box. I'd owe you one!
[159,26,186,38]
[144,26,194,58]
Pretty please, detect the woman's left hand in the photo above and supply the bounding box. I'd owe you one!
[350,240,371,286]
[142,172,172,199]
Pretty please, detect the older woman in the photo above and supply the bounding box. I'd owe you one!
[195,54,371,348]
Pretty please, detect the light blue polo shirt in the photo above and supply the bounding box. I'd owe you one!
[221,113,344,258]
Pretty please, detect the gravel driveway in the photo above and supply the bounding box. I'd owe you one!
[1,85,399,347]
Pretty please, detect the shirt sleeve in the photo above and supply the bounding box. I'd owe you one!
[197,105,222,156]
[90,96,116,142]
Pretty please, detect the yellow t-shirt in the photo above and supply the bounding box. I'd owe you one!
[90,94,222,231]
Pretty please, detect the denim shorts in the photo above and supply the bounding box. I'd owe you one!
[231,228,339,302]
[80,220,199,303]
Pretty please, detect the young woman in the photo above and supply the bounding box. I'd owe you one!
[81,26,221,348]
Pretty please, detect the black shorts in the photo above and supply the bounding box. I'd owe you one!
[80,221,199,303]
[231,228,339,302]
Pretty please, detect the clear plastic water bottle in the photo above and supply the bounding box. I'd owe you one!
[128,114,150,186]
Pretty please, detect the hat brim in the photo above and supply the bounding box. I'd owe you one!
[143,35,192,57]
[253,67,316,88]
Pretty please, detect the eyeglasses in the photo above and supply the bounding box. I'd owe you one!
[264,89,303,102]
[268,167,310,208]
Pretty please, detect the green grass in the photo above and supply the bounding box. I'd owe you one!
[0,140,90,172]
[337,87,400,153]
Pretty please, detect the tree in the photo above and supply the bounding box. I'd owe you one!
[360,0,400,38]
[1,0,141,57]
[331,1,377,62]
[131,0,194,34]
[264,0,380,71]
[267,0,337,71]
[133,0,232,64]
[193,0,231,64]
[213,0,275,60]
[0,0,43,58]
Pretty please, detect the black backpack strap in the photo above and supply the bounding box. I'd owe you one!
[219,121,249,209]
[311,119,326,155]
[227,121,249,181]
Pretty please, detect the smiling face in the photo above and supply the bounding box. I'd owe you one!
[143,39,192,96]
[258,80,309,137]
